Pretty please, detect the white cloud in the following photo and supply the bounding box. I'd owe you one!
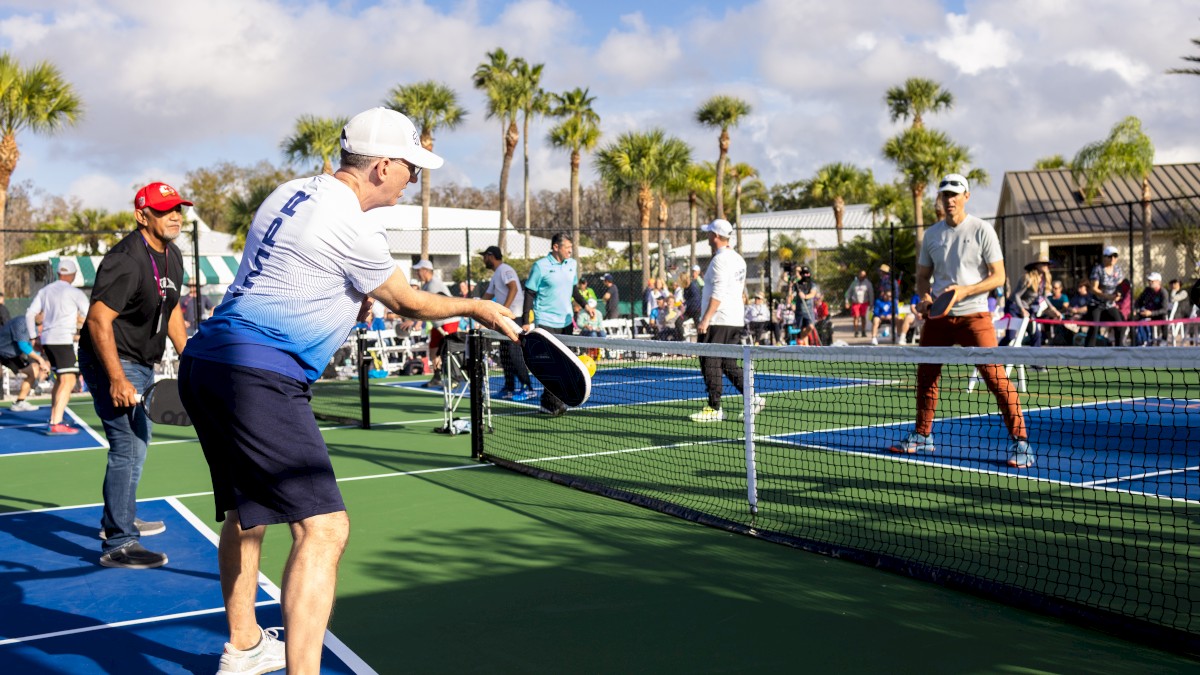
[594,13,683,89]
[926,14,1020,75]
[1062,49,1151,87]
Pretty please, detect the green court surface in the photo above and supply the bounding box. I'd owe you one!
[3,378,1199,673]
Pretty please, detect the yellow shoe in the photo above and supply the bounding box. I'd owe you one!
[689,406,725,423]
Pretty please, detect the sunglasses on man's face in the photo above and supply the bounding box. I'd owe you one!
[392,158,421,180]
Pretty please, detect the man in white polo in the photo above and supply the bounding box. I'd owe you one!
[26,258,90,434]
[691,219,763,422]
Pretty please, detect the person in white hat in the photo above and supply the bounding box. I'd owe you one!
[1085,245,1126,347]
[178,107,519,675]
[890,174,1033,469]
[1133,272,1170,345]
[690,219,764,422]
[24,258,89,432]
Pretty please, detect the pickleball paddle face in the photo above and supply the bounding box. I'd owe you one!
[500,318,592,407]
[521,328,592,407]
[142,379,192,426]
[927,290,957,319]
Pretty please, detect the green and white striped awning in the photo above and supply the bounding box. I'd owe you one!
[49,255,242,288]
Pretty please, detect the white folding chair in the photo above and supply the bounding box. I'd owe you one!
[968,314,1028,394]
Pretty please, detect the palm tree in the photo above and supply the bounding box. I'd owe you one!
[384,81,466,261]
[20,208,128,258]
[1167,28,1200,75]
[547,87,601,248]
[473,48,522,254]
[0,53,84,290]
[595,129,692,288]
[670,163,712,269]
[809,162,874,246]
[885,77,954,130]
[226,182,278,251]
[869,181,905,227]
[1033,154,1067,170]
[695,95,752,220]
[725,162,760,255]
[1072,116,1156,273]
[513,60,549,259]
[882,127,986,245]
[280,114,347,174]
[760,232,810,288]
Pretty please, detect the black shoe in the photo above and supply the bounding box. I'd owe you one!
[99,541,168,569]
[537,405,565,417]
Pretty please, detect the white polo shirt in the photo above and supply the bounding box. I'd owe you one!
[26,280,89,345]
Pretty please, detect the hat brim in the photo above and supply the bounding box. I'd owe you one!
[403,145,444,170]
[1024,261,1051,271]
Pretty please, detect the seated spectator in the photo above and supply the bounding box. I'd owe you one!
[773,301,795,345]
[1168,278,1191,317]
[1085,247,1126,347]
[1133,272,1170,345]
[1046,280,1071,344]
[745,293,771,344]
[870,289,894,345]
[650,296,680,340]
[897,293,923,345]
[1004,260,1056,347]
[577,299,605,338]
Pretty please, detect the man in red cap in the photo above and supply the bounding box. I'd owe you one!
[80,181,191,569]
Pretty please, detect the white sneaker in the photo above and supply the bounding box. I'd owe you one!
[739,395,767,419]
[689,406,725,422]
[217,626,285,675]
[897,336,908,346]
[870,337,879,346]
[10,400,39,412]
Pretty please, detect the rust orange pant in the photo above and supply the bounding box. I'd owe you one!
[916,312,1027,440]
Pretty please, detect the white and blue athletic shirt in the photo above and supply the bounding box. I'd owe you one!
[525,254,577,328]
[187,175,396,383]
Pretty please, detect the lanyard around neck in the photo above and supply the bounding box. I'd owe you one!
[141,235,167,301]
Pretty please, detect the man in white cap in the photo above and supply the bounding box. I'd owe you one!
[690,219,764,422]
[889,174,1032,469]
[25,258,90,433]
[179,107,518,674]
[412,259,463,389]
[1133,272,1170,345]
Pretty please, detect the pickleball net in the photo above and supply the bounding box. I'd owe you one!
[470,333,1200,651]
[310,330,371,429]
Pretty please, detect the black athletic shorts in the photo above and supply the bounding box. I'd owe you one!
[43,344,78,374]
[178,355,346,529]
[1,353,31,375]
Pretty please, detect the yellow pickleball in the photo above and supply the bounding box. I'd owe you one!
[577,353,597,377]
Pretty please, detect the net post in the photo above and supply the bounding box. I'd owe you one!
[356,327,370,429]
[741,345,759,516]
[468,329,485,460]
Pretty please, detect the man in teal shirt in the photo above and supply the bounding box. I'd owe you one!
[523,232,588,416]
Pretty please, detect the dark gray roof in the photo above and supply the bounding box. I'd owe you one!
[997,163,1200,237]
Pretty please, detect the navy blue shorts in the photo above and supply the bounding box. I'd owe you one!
[178,355,345,529]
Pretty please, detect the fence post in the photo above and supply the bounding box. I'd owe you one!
[356,328,371,430]
[1128,203,1136,284]
[191,216,202,328]
[466,228,472,292]
[627,227,636,323]
[742,344,759,516]
[469,330,484,460]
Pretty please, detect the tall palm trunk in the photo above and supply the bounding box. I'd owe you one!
[1141,177,1153,275]
[570,150,581,250]
[0,133,19,291]
[637,185,653,290]
[497,119,519,254]
[688,192,698,270]
[522,114,532,260]
[734,180,744,255]
[912,182,926,251]
[656,195,669,280]
[715,130,729,220]
[833,196,845,247]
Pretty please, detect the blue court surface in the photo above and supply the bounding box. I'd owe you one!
[771,397,1200,502]
[389,365,886,408]
[0,498,372,674]
[0,407,105,456]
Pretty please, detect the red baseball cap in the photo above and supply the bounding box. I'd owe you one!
[134,182,193,211]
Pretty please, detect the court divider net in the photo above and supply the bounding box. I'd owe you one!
[469,332,1200,652]
[310,330,370,429]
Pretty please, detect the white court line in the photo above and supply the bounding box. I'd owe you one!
[0,601,279,647]
[0,498,378,674]
[1080,465,1200,487]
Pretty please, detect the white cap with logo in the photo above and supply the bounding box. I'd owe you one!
[341,108,445,169]
[57,258,78,275]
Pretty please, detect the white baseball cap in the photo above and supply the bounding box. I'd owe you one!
[1146,272,1162,281]
[938,174,969,194]
[701,219,734,238]
[691,264,702,272]
[341,108,444,169]
[412,259,433,271]
[1102,245,1119,257]
[57,258,78,275]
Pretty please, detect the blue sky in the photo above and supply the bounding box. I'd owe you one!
[2,0,1197,218]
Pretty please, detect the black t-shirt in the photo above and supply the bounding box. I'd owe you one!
[80,231,184,366]
[603,282,621,319]
[0,303,9,326]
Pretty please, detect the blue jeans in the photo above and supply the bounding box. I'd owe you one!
[79,349,155,551]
